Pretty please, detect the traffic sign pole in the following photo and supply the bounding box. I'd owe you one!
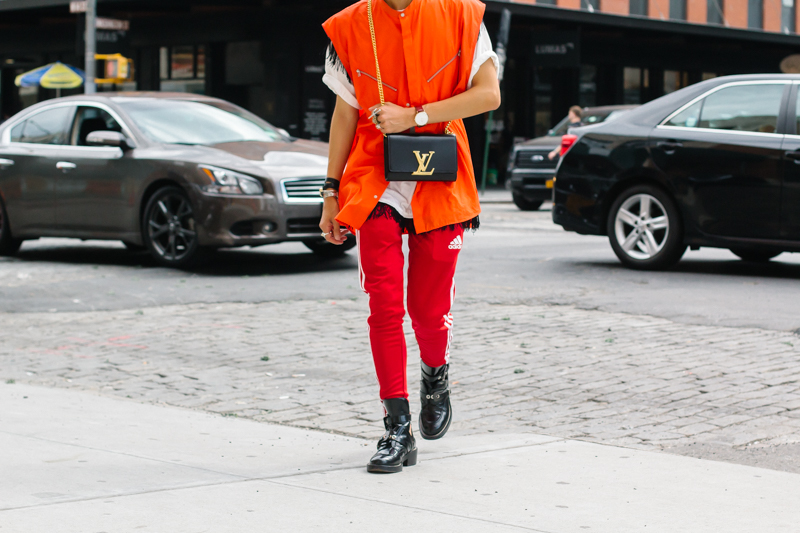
[84,0,97,94]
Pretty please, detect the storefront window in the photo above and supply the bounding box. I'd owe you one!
[670,0,687,19]
[624,67,642,104]
[782,0,795,33]
[582,0,600,11]
[630,0,648,15]
[534,68,552,138]
[579,65,597,107]
[171,46,195,79]
[19,85,37,110]
[159,45,207,95]
[748,0,763,28]
[664,70,688,94]
[707,0,724,24]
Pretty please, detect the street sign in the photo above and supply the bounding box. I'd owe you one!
[96,18,130,31]
[70,1,87,13]
[532,32,581,68]
[76,17,131,57]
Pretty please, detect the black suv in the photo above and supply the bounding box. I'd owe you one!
[506,106,636,211]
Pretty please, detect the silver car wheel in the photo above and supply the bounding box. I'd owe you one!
[614,193,670,261]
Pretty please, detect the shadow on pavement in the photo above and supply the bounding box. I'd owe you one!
[576,257,800,280]
[12,243,357,277]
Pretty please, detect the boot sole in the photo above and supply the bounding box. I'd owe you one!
[419,407,452,441]
[367,448,418,473]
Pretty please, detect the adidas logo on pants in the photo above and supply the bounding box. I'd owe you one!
[448,235,463,250]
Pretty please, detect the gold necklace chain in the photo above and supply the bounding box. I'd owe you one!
[367,0,453,135]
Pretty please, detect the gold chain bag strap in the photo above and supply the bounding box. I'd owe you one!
[368,0,457,182]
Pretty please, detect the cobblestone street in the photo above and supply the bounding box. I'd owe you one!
[4,296,800,472]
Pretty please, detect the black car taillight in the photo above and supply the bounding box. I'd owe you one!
[560,134,578,156]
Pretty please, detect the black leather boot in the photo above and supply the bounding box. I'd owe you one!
[419,362,452,440]
[367,398,418,474]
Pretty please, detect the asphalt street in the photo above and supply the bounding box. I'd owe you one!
[3,196,800,477]
[2,201,800,332]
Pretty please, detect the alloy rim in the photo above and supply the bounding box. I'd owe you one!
[614,193,669,260]
[147,194,197,262]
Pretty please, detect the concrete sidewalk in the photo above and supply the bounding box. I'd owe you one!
[2,383,797,532]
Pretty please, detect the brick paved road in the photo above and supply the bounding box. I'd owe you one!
[3,297,800,472]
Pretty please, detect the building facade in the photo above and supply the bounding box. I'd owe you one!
[2,0,800,183]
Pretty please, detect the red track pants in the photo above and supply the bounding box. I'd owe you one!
[356,207,463,400]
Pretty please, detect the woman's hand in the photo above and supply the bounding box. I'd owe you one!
[369,102,416,134]
[319,196,349,245]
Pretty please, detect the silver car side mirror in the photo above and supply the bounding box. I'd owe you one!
[86,130,134,150]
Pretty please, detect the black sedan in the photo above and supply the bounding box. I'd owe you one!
[0,93,346,268]
[553,74,800,270]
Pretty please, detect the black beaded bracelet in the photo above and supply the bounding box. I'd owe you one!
[323,177,340,191]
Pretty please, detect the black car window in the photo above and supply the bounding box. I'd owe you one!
[698,84,784,134]
[17,106,74,145]
[666,100,702,128]
[72,106,123,146]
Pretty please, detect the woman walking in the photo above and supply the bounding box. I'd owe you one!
[320,0,500,473]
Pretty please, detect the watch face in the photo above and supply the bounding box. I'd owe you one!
[415,111,429,127]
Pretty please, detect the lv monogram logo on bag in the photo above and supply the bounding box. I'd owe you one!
[412,151,436,176]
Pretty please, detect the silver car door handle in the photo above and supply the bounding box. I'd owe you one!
[0,158,14,168]
[56,161,77,172]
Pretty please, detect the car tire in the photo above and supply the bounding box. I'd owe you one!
[512,193,543,211]
[730,248,782,262]
[607,184,686,270]
[0,196,22,256]
[303,237,356,258]
[142,186,207,269]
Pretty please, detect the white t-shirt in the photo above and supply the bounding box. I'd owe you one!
[323,22,499,219]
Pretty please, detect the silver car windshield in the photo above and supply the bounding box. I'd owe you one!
[116,99,286,145]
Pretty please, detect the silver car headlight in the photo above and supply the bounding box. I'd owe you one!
[199,165,264,195]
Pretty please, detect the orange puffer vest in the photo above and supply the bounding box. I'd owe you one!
[323,0,485,233]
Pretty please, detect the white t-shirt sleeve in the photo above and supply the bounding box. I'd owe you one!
[468,23,499,89]
[322,42,361,110]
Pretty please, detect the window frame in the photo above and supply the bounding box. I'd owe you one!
[658,80,792,138]
[1,101,136,150]
[7,104,76,147]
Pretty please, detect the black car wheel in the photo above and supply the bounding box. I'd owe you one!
[730,248,782,262]
[607,184,686,270]
[143,187,206,268]
[303,237,356,258]
[0,197,22,256]
[512,193,543,211]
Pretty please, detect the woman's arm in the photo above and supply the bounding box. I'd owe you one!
[369,60,500,134]
[320,96,359,245]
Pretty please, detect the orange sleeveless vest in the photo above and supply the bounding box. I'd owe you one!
[323,0,485,233]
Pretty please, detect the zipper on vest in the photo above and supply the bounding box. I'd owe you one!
[427,50,461,83]
[356,69,398,92]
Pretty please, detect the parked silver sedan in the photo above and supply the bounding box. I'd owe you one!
[0,92,348,268]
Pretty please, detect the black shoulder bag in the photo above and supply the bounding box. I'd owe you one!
[368,0,457,182]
